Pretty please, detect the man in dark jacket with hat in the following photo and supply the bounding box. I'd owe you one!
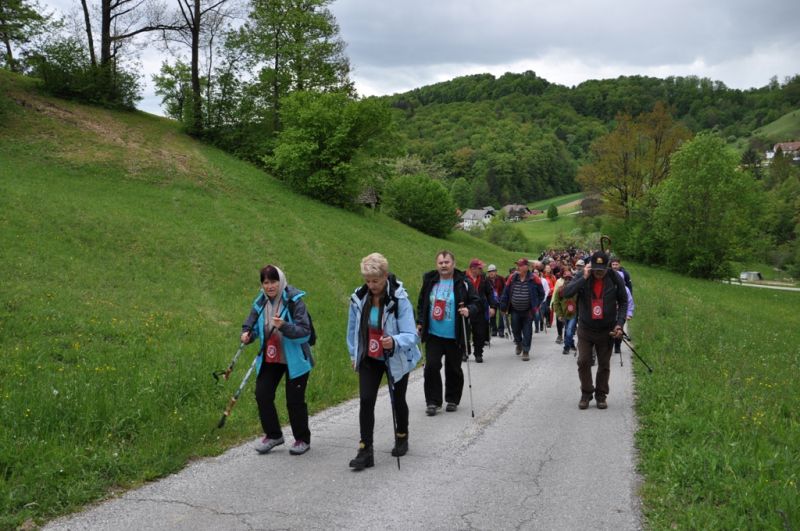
[417,250,480,415]
[466,258,496,363]
[561,251,628,410]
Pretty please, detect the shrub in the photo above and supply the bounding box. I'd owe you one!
[382,174,458,237]
[481,221,530,252]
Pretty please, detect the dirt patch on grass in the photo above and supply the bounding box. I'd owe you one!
[10,92,218,186]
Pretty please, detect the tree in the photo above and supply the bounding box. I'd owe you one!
[576,102,691,219]
[651,132,762,278]
[0,0,49,71]
[268,91,396,209]
[166,0,236,134]
[231,0,351,132]
[152,59,192,121]
[547,203,558,221]
[382,174,458,238]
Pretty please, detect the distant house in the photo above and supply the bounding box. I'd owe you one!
[765,141,800,163]
[461,208,494,230]
[501,204,531,222]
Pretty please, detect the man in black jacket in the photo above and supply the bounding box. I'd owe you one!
[466,258,497,363]
[561,251,628,410]
[417,251,480,415]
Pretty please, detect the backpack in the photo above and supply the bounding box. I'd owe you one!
[287,298,317,346]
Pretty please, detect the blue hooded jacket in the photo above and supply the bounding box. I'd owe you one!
[347,275,421,382]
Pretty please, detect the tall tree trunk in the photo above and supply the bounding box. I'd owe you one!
[189,0,202,134]
[2,35,14,72]
[80,0,97,67]
[100,0,111,67]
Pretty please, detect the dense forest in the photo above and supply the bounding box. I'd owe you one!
[381,71,800,208]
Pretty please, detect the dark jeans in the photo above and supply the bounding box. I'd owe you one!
[576,326,614,399]
[358,356,409,446]
[255,363,310,443]
[510,309,533,352]
[556,316,564,337]
[423,334,464,406]
[489,311,505,335]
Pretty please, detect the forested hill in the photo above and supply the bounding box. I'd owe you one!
[379,71,800,208]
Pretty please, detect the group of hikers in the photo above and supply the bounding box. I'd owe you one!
[238,248,635,470]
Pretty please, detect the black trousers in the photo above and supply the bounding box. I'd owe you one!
[358,356,409,446]
[469,316,488,358]
[423,334,464,406]
[255,362,310,443]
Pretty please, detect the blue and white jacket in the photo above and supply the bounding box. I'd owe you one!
[243,286,313,380]
[347,275,421,382]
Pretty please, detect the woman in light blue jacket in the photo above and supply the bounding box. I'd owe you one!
[346,253,421,470]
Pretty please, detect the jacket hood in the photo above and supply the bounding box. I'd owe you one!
[353,273,408,302]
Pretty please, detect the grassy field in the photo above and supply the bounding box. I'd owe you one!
[0,72,520,528]
[527,191,584,211]
[629,264,799,529]
[3,70,798,529]
[752,108,800,144]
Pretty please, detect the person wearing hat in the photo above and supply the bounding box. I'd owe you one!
[551,267,578,355]
[560,251,628,409]
[499,258,545,361]
[417,250,480,415]
[486,264,506,338]
[465,259,496,363]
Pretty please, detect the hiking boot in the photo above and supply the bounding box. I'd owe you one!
[425,404,441,416]
[562,347,570,355]
[521,351,530,361]
[614,346,622,354]
[515,343,522,355]
[578,397,590,410]
[462,353,468,362]
[349,443,374,470]
[445,402,458,412]
[556,335,563,344]
[475,355,484,363]
[255,436,284,454]
[391,434,408,457]
[596,396,608,409]
[289,440,310,455]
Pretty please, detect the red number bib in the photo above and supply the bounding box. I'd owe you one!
[264,332,282,363]
[368,327,384,359]
[566,300,576,314]
[591,298,604,320]
[432,299,446,321]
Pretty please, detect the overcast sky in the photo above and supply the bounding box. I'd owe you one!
[41,0,800,116]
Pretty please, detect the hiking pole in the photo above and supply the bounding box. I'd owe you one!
[213,294,268,382]
[216,349,260,429]
[383,353,401,470]
[459,305,476,418]
[215,314,278,429]
[622,333,653,373]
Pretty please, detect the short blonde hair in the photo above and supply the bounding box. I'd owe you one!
[360,252,389,278]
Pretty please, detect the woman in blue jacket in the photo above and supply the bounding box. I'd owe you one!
[346,253,422,470]
[241,265,313,456]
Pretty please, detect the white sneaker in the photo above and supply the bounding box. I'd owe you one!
[255,436,284,454]
[289,440,310,455]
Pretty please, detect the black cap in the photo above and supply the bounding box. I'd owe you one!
[590,251,609,271]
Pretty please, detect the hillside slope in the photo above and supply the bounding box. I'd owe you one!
[0,71,521,527]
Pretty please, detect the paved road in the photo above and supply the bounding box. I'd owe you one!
[46,328,642,531]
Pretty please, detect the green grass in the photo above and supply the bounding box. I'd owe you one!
[629,264,799,529]
[0,71,520,528]
[516,212,580,253]
[527,191,584,211]
[752,108,800,144]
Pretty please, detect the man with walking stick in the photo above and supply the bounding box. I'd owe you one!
[560,250,628,410]
[417,250,480,416]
